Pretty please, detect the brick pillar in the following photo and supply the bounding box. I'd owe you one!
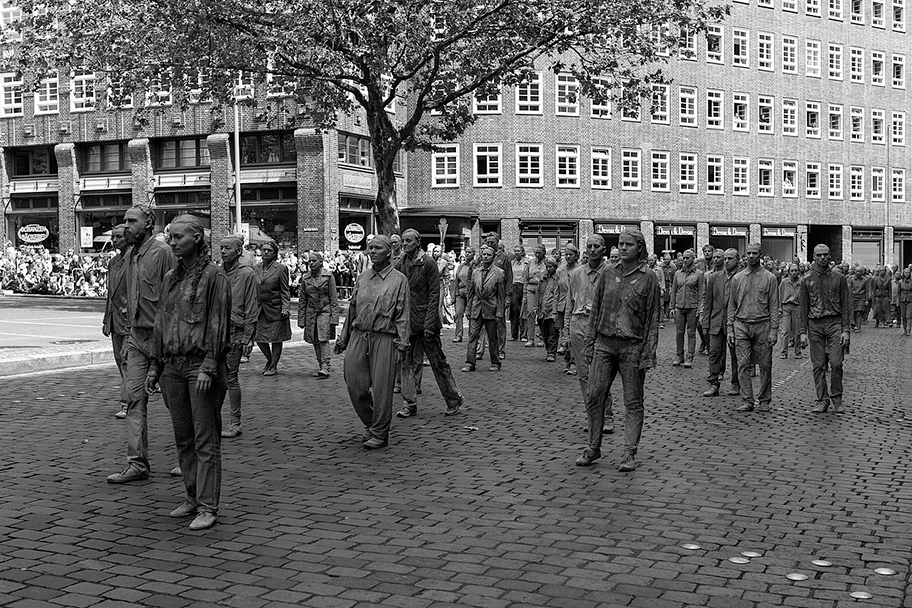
[797,225,808,261]
[501,218,520,249]
[842,225,853,264]
[578,219,594,247]
[128,139,154,209]
[884,226,895,266]
[54,144,79,253]
[295,128,326,252]
[0,144,8,247]
[639,220,655,255]
[471,219,482,250]
[749,223,761,247]
[207,133,232,258]
[697,222,709,252]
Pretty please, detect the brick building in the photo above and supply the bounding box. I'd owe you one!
[409,0,912,265]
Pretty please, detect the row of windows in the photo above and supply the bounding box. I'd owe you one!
[337,133,403,173]
[727,0,905,30]
[430,143,909,202]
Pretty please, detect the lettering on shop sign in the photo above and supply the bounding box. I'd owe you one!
[762,227,797,238]
[595,224,637,235]
[17,224,50,244]
[341,173,373,190]
[710,226,748,237]
[655,226,696,236]
[344,223,366,244]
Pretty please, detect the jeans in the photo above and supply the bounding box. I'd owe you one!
[312,341,332,369]
[585,337,645,455]
[706,329,739,389]
[510,284,526,339]
[453,295,467,340]
[225,342,244,425]
[902,302,912,332]
[779,303,802,356]
[466,317,500,367]
[675,308,697,358]
[808,317,844,403]
[734,319,773,405]
[160,356,227,515]
[344,330,398,441]
[538,318,559,356]
[111,331,128,405]
[402,332,463,411]
[570,314,612,416]
[124,329,154,474]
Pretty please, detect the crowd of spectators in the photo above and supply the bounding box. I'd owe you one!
[1,242,115,297]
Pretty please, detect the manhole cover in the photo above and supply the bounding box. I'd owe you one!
[50,339,97,345]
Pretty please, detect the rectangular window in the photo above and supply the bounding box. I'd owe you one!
[473,144,501,187]
[651,150,670,191]
[850,47,864,82]
[82,143,130,173]
[783,98,798,136]
[830,0,843,19]
[759,0,773,8]
[829,104,843,140]
[680,152,697,192]
[473,90,502,114]
[783,161,798,197]
[850,106,864,142]
[590,78,611,118]
[758,159,774,196]
[806,101,821,138]
[70,69,95,112]
[680,30,696,59]
[733,28,749,67]
[874,0,885,25]
[707,155,724,194]
[850,166,864,200]
[829,164,843,199]
[894,0,906,29]
[893,168,906,202]
[156,138,210,169]
[872,167,886,200]
[706,25,723,63]
[431,144,460,187]
[806,162,821,198]
[807,0,821,15]
[758,95,774,134]
[873,51,885,85]
[679,86,696,126]
[234,71,254,100]
[806,40,821,77]
[516,143,542,186]
[515,72,542,114]
[555,73,579,116]
[782,36,798,73]
[591,147,612,189]
[651,85,669,124]
[556,145,580,187]
[621,149,642,190]
[852,0,865,21]
[758,32,774,71]
[892,54,905,88]
[11,147,57,176]
[872,109,885,143]
[733,93,749,131]
[241,132,296,165]
[146,71,172,106]
[829,44,843,79]
[784,0,797,11]
[733,157,750,195]
[34,72,58,115]
[707,89,723,129]
[892,111,906,145]
[621,82,640,121]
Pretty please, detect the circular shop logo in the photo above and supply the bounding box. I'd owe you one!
[17,224,50,244]
[344,223,365,244]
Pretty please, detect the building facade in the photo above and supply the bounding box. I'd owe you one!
[408,0,912,265]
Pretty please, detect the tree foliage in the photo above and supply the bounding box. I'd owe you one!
[2,0,728,234]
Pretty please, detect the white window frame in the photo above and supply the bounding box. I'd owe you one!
[783,161,798,197]
[851,0,865,21]
[680,30,697,59]
[850,166,865,200]
[733,156,750,195]
[679,86,696,126]
[829,44,843,80]
[145,71,172,107]
[473,89,502,115]
[733,28,749,67]
[892,54,906,89]
[34,72,59,115]
[850,47,864,82]
[555,144,580,188]
[894,0,906,30]
[733,93,749,132]
[782,36,798,73]
[872,51,885,86]
[651,84,669,124]
[828,164,843,199]
[807,0,821,15]
[516,143,542,187]
[758,95,774,134]
[784,0,798,11]
[651,150,670,192]
[783,98,798,136]
[830,0,844,19]
[706,25,723,63]
[806,101,821,138]
[473,143,502,187]
[829,104,843,140]
[621,148,642,191]
[70,69,95,112]
[515,72,542,115]
[851,106,865,141]
[872,109,885,143]
[707,89,723,129]
[872,166,886,201]
[707,155,724,194]
[555,73,579,116]
[758,159,774,196]
[873,0,885,26]
[679,152,697,193]
[806,162,821,198]
[590,78,611,118]
[234,71,254,100]
[431,144,460,188]
[892,111,906,145]
[758,32,774,71]
[806,39,822,77]
[591,147,612,189]
[892,168,906,202]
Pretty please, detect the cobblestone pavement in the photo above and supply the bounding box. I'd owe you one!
[0,322,910,608]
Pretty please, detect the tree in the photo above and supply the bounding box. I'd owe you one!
[3,0,726,235]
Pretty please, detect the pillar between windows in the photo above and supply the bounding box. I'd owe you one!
[639,220,654,255]
[54,143,79,253]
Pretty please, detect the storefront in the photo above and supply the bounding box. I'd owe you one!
[339,196,375,252]
[399,205,475,253]
[76,191,132,253]
[6,196,59,252]
[241,185,297,252]
[594,222,639,250]
[852,229,883,267]
[520,220,578,253]
[894,230,912,268]
[762,226,797,263]
[654,224,696,256]
[152,189,212,234]
[709,225,748,253]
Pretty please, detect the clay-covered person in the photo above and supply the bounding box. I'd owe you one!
[298,251,340,378]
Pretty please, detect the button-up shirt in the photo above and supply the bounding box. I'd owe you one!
[670,266,704,310]
[701,268,736,335]
[537,271,559,320]
[224,261,259,345]
[127,236,175,332]
[454,260,474,298]
[567,260,607,317]
[397,249,440,335]
[727,265,780,333]
[556,261,578,314]
[104,248,130,336]
[873,276,892,298]
[524,257,547,291]
[466,264,506,320]
[340,263,410,349]
[798,265,851,333]
[585,262,660,366]
[511,258,528,286]
[779,277,801,308]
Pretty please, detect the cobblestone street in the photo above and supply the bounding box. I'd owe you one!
[0,324,910,607]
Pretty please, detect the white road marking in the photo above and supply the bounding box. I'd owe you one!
[0,330,98,340]
[1,320,100,328]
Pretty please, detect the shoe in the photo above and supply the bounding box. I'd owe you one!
[452,337,462,343]
[683,356,693,368]
[521,337,528,342]
[604,419,615,434]
[672,357,683,366]
[362,436,388,449]
[114,404,127,419]
[811,401,829,413]
[240,355,250,364]
[618,454,637,472]
[727,386,741,396]
[794,352,802,359]
[659,323,665,329]
[735,403,754,412]
[416,388,422,395]
[524,341,534,348]
[461,365,475,372]
[575,448,601,466]
[396,406,416,418]
[106,465,149,484]
[263,367,277,377]
[444,402,462,416]
[546,354,556,362]
[170,466,182,477]
[779,353,788,359]
[567,366,578,376]
[757,402,771,412]
[189,512,217,530]
[317,369,330,378]
[169,502,197,518]
[557,346,566,355]
[488,365,501,372]
[702,386,719,397]
[221,423,241,438]
[393,386,401,394]
[362,429,373,442]
[535,341,544,347]
[499,352,505,360]
[832,399,845,414]
[509,337,518,341]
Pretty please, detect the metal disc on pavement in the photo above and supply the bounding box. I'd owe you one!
[786,573,808,581]
[680,543,701,550]
[741,551,763,558]
[811,560,833,567]
[728,557,750,564]
[849,591,873,599]
[873,568,897,575]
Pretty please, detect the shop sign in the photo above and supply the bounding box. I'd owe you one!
[710,226,748,237]
[17,224,50,244]
[595,223,637,235]
[655,225,696,236]
[762,227,796,238]
[80,227,94,249]
[344,222,365,244]
[342,172,373,190]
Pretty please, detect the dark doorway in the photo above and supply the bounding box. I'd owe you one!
[807,225,843,263]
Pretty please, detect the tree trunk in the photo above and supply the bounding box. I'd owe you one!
[374,164,400,236]
[367,106,401,236]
